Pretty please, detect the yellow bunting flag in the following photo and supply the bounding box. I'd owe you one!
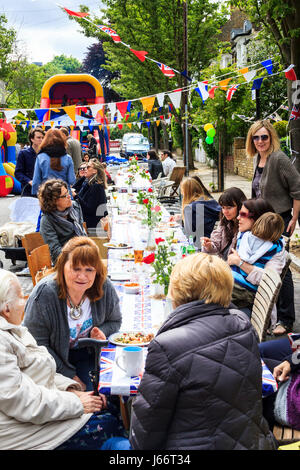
[140,96,156,114]
[127,123,132,129]
[218,78,232,90]
[156,120,160,126]
[239,67,249,75]
[62,105,76,123]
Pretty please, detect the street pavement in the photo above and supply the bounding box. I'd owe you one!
[0,157,299,333]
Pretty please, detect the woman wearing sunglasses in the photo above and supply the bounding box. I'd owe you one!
[246,120,300,335]
[38,179,87,265]
[228,198,287,312]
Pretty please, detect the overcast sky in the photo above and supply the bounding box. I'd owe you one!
[1,0,104,64]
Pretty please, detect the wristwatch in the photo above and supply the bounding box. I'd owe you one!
[239,259,244,267]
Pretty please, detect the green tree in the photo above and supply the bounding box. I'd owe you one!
[0,15,16,82]
[229,0,300,170]
[47,55,82,74]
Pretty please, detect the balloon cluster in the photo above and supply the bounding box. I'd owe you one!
[204,123,216,145]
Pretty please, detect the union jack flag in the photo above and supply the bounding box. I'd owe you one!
[226,84,240,101]
[290,104,300,121]
[97,25,121,43]
[156,62,175,78]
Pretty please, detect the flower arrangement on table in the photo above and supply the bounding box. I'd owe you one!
[125,173,135,187]
[128,155,140,173]
[143,236,176,296]
[136,188,162,230]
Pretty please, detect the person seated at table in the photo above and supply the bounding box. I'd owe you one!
[76,163,87,181]
[72,158,108,236]
[128,253,276,450]
[24,237,122,392]
[258,333,300,431]
[0,269,125,450]
[160,149,176,177]
[179,176,221,246]
[227,199,286,311]
[38,179,87,265]
[201,187,247,260]
[146,150,165,180]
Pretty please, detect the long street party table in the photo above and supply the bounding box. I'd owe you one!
[98,191,187,396]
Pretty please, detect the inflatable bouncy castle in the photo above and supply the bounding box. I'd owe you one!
[39,74,110,158]
[0,121,21,196]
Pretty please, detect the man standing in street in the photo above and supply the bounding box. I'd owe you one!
[60,127,82,173]
[160,149,176,177]
[15,127,45,197]
[87,133,98,159]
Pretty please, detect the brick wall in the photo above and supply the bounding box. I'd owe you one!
[233,137,253,179]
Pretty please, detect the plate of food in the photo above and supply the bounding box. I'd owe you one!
[120,253,135,261]
[109,272,132,281]
[109,331,155,347]
[103,242,132,249]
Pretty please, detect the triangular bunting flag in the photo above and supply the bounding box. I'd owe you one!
[146,121,151,128]
[140,96,156,114]
[97,25,121,43]
[130,49,148,62]
[240,69,257,83]
[208,86,218,99]
[62,105,76,123]
[89,104,103,117]
[226,84,240,101]
[4,109,19,121]
[219,78,232,90]
[118,124,123,130]
[252,77,264,90]
[284,64,297,81]
[34,108,49,122]
[156,62,176,78]
[116,101,129,118]
[137,122,142,129]
[167,90,182,109]
[196,82,209,102]
[156,120,160,127]
[127,123,132,129]
[63,7,89,17]
[181,70,192,82]
[156,93,165,107]
[261,59,273,75]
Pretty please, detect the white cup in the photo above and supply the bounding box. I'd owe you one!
[116,346,144,377]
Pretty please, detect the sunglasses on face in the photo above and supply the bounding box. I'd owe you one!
[252,134,269,142]
[79,167,87,171]
[239,210,254,219]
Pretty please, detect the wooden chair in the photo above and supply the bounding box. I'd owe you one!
[21,232,46,281]
[251,268,282,342]
[163,166,186,197]
[28,244,52,286]
[89,237,109,259]
[273,425,300,446]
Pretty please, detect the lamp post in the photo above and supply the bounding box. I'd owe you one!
[183,0,189,176]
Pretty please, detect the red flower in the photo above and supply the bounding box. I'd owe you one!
[148,188,153,193]
[142,198,149,204]
[155,237,165,245]
[143,253,155,264]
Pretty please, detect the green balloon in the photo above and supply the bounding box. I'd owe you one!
[207,128,216,138]
[205,136,214,144]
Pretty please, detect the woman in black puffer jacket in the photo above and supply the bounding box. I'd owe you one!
[129,253,276,450]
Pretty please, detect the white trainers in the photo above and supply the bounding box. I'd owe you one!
[16,267,31,277]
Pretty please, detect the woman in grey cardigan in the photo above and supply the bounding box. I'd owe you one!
[246,119,300,336]
[24,237,122,392]
[38,179,87,265]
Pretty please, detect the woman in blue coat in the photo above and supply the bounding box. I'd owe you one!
[31,128,76,195]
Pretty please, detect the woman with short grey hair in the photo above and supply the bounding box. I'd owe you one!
[0,269,125,450]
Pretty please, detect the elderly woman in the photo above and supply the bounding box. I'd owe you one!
[38,179,87,265]
[31,128,76,195]
[72,158,108,236]
[0,269,125,450]
[128,253,276,450]
[247,119,300,335]
[24,237,122,392]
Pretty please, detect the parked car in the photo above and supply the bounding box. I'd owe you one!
[120,133,150,160]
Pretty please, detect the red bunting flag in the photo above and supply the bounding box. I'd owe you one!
[208,86,218,99]
[290,104,300,121]
[63,8,89,17]
[116,101,129,118]
[97,25,121,43]
[130,49,148,62]
[284,65,297,81]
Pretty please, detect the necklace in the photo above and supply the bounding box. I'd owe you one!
[67,293,86,320]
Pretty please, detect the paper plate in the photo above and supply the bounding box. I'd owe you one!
[109,272,132,281]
